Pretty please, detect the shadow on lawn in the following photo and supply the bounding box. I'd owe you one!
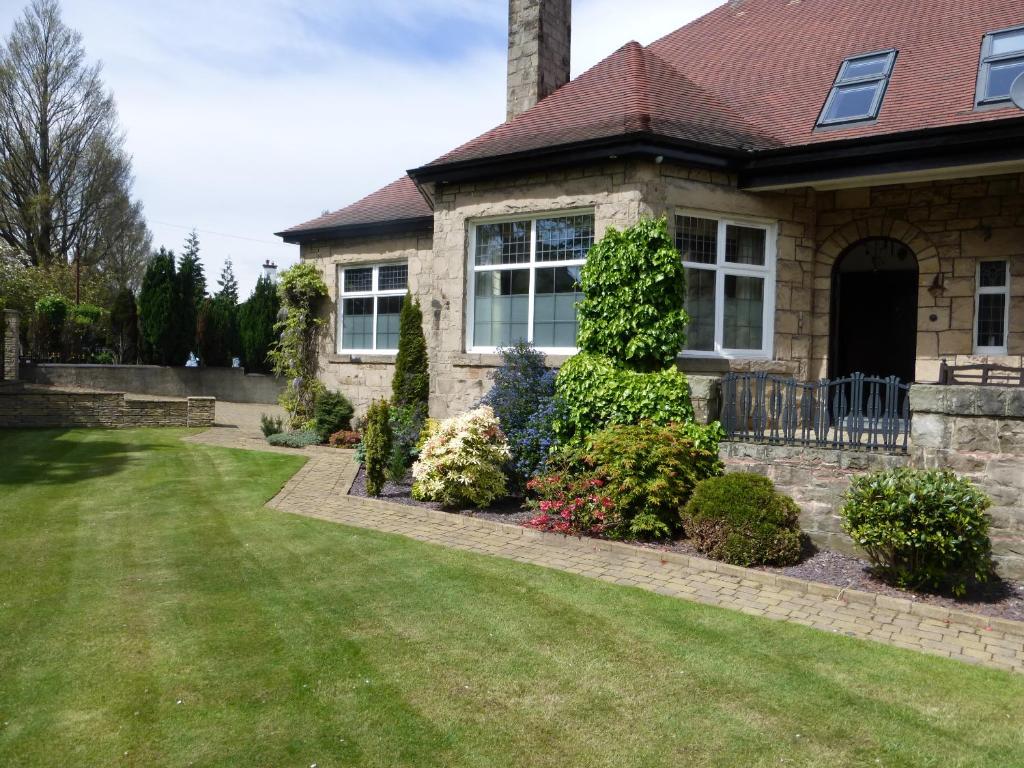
[0,429,169,487]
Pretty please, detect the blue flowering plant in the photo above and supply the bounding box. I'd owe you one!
[480,342,560,492]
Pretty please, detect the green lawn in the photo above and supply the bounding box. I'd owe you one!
[1,429,1023,767]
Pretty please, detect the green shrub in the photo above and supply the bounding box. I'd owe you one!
[412,406,510,508]
[260,413,284,438]
[387,403,427,482]
[266,430,319,448]
[239,275,280,374]
[683,474,803,567]
[575,217,689,371]
[531,421,723,540]
[363,400,393,497]
[841,468,993,595]
[391,293,429,409]
[555,353,694,440]
[34,292,69,357]
[313,390,354,442]
[270,263,328,428]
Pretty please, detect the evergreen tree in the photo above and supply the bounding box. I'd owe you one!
[138,247,180,365]
[196,296,232,367]
[110,287,139,364]
[176,231,205,357]
[391,293,429,409]
[216,257,239,304]
[239,274,280,373]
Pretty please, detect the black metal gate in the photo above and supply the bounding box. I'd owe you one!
[720,372,911,453]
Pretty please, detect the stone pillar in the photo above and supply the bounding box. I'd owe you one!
[507,0,571,121]
[2,310,18,382]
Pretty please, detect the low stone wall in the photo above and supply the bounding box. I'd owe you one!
[2,310,18,382]
[21,363,282,404]
[910,384,1024,578]
[721,443,908,555]
[0,387,215,429]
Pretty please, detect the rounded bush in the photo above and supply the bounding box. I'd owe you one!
[682,473,803,567]
[412,406,510,508]
[841,468,993,595]
[313,390,354,442]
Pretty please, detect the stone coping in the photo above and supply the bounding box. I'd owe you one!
[911,383,1024,418]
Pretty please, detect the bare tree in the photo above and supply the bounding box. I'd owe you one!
[0,0,150,281]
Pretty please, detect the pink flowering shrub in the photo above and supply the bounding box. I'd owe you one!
[524,474,615,536]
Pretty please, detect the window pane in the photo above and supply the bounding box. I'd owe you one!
[992,29,1024,56]
[341,297,374,350]
[475,221,531,266]
[977,293,1007,348]
[684,268,716,352]
[343,268,372,293]
[985,58,1024,100]
[378,264,408,292]
[676,216,717,264]
[375,295,403,350]
[723,275,764,350]
[725,225,766,266]
[823,82,880,122]
[533,266,582,348]
[979,260,1008,288]
[473,270,529,347]
[536,215,594,262]
[841,54,891,81]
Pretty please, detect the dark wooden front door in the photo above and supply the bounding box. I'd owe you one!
[830,242,918,383]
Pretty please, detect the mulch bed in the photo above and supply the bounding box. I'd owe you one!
[348,465,1024,623]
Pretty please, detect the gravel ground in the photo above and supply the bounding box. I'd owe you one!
[348,467,1024,622]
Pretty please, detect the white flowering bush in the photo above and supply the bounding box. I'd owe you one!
[412,406,511,508]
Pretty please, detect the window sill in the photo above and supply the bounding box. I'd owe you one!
[328,353,397,364]
[453,351,573,368]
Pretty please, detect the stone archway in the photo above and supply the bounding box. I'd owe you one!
[814,218,940,382]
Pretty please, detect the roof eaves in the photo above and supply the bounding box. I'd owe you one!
[276,215,434,245]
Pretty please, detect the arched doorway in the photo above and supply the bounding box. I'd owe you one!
[830,237,918,382]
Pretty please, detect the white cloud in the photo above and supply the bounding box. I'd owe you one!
[0,0,719,296]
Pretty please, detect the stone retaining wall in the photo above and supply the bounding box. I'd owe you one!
[720,443,908,555]
[22,363,282,404]
[0,388,215,429]
[2,310,18,382]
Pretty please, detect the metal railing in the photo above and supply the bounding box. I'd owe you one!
[939,359,1024,387]
[721,372,911,454]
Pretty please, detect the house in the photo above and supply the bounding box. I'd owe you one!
[278,0,1024,419]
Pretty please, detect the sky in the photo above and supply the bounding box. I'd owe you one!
[0,0,721,296]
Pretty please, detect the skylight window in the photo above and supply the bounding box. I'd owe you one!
[976,25,1024,105]
[817,50,896,127]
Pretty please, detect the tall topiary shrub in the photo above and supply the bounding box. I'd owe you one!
[269,263,328,429]
[239,275,280,373]
[391,293,429,409]
[33,293,69,359]
[110,288,139,363]
[555,217,694,441]
[364,399,393,497]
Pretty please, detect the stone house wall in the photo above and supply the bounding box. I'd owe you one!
[811,173,1024,383]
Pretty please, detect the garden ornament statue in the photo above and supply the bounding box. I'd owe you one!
[186,352,199,368]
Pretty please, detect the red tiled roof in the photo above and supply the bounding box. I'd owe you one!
[278,175,431,237]
[429,0,1024,166]
[425,41,781,168]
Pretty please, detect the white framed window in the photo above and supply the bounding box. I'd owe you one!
[975,260,1010,354]
[467,211,594,353]
[337,262,408,353]
[976,25,1024,106]
[674,212,776,359]
[817,50,897,127]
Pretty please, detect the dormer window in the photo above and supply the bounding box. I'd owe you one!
[976,26,1024,106]
[817,50,896,127]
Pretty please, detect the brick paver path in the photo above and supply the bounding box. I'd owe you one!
[188,418,1024,674]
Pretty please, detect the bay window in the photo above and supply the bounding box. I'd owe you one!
[338,263,408,353]
[468,212,594,352]
[675,213,775,358]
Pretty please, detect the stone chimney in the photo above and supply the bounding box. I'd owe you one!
[507,0,571,121]
[262,260,278,283]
